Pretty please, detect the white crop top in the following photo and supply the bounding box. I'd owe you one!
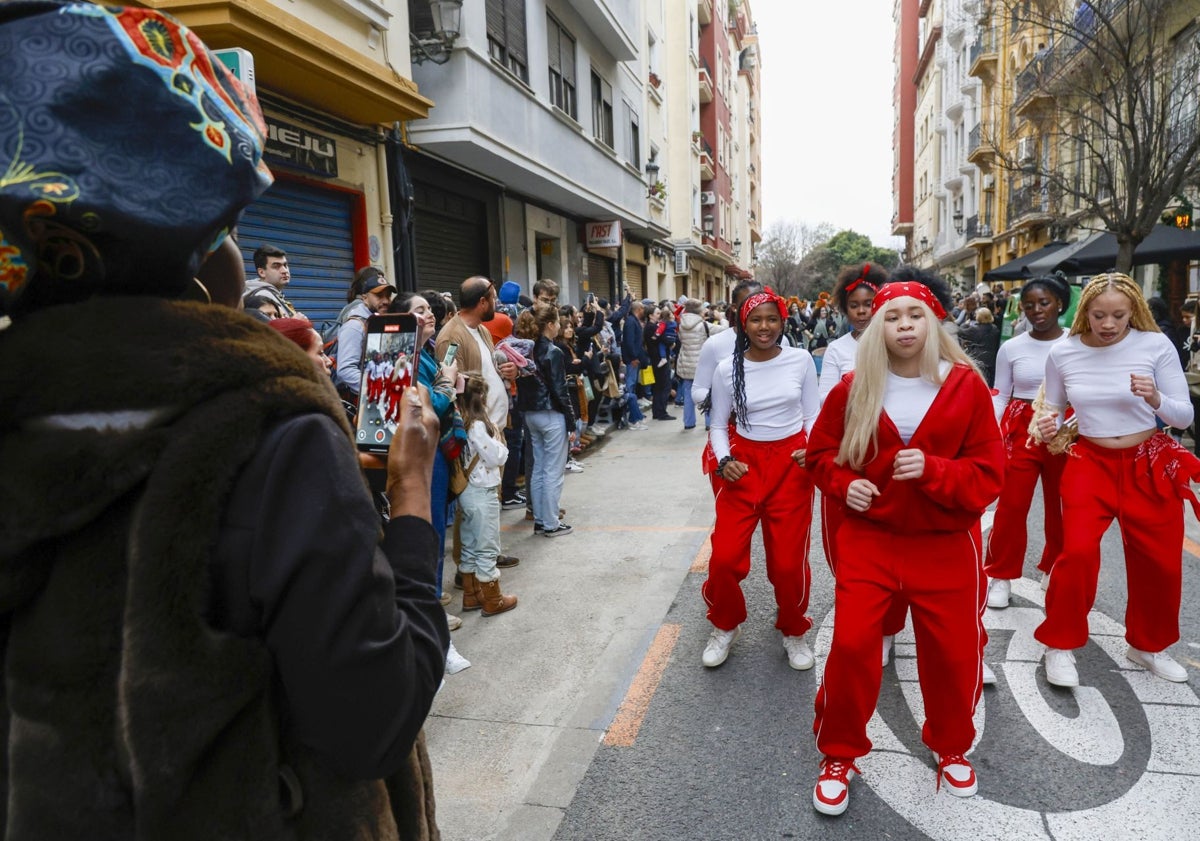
[1043,330,1192,437]
[709,346,820,460]
[818,332,858,403]
[991,331,1066,419]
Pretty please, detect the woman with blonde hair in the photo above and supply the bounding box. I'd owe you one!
[1031,272,1200,687]
[807,269,1004,816]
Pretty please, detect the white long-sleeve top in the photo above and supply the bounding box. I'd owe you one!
[818,332,859,403]
[709,346,820,461]
[466,420,509,487]
[690,327,738,408]
[991,331,1065,420]
[1043,329,1193,437]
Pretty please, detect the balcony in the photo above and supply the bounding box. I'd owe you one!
[965,214,994,246]
[1014,56,1055,118]
[968,30,998,80]
[1007,183,1052,229]
[698,64,714,104]
[697,0,713,25]
[700,147,715,181]
[966,123,995,165]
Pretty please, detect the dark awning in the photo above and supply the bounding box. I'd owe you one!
[1054,225,1200,275]
[983,241,1068,281]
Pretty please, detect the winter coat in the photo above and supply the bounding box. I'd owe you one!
[676,312,726,380]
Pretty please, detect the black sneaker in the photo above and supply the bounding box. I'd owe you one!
[534,523,545,534]
[542,524,573,538]
[501,496,525,510]
[496,554,520,568]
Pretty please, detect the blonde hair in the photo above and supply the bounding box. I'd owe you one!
[1028,272,1156,453]
[975,307,994,324]
[837,296,980,470]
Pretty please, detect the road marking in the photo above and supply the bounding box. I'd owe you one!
[500,523,711,533]
[690,534,712,573]
[1185,536,1200,559]
[603,623,681,748]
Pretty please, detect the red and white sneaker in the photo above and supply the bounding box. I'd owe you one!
[935,753,978,797]
[813,757,860,816]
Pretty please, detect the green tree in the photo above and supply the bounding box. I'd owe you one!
[796,230,900,298]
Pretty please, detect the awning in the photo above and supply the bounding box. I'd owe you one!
[1053,225,1200,275]
[983,241,1067,281]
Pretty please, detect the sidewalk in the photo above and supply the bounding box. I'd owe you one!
[425,418,713,841]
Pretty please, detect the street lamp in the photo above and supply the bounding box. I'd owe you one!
[732,237,742,259]
[953,210,964,234]
[920,236,929,251]
[411,0,464,65]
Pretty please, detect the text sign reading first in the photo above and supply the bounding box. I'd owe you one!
[586,221,622,249]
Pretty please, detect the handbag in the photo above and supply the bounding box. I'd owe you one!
[447,452,481,498]
[582,376,595,402]
[639,365,656,387]
[604,360,621,398]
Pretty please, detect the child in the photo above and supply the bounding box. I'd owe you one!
[806,269,1004,816]
[457,373,517,616]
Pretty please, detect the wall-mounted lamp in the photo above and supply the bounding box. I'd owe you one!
[411,0,464,65]
[645,159,660,180]
[920,236,929,251]
[952,211,964,234]
[732,237,742,259]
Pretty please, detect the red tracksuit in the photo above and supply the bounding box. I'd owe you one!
[983,400,1066,580]
[703,428,814,636]
[820,496,909,636]
[808,364,1004,759]
[1035,433,1200,652]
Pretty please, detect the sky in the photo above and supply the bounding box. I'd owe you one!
[754,2,902,250]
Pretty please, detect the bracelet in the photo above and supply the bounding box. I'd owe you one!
[717,456,734,474]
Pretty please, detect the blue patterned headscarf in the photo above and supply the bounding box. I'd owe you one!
[0,1,273,316]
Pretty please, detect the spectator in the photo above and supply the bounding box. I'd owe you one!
[959,307,1001,386]
[676,298,725,430]
[244,243,301,317]
[533,278,559,305]
[244,292,282,320]
[334,267,395,403]
[268,316,334,378]
[616,297,650,430]
[0,4,446,834]
[647,305,678,420]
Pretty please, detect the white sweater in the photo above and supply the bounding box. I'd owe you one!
[709,346,820,460]
[818,332,858,403]
[466,420,509,487]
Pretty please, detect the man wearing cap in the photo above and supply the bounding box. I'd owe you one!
[335,267,397,401]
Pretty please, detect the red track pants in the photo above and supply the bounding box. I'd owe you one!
[703,429,814,636]
[814,521,987,760]
[820,496,909,636]
[984,401,1065,580]
[1035,434,1188,652]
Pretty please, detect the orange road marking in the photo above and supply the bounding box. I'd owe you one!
[500,524,710,534]
[603,623,681,747]
[690,533,712,573]
[1185,536,1200,559]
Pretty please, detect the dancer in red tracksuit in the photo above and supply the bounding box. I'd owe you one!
[983,275,1070,608]
[702,288,820,671]
[1032,272,1200,688]
[384,353,412,424]
[807,270,1004,816]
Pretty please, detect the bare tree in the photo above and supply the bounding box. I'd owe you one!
[756,220,834,297]
[993,0,1200,271]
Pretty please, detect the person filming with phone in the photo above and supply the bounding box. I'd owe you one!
[0,4,447,836]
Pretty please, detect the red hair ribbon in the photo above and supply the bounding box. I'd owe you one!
[845,264,878,295]
[870,281,947,320]
[740,287,788,325]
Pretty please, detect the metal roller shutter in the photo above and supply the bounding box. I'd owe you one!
[238,178,356,324]
[412,182,489,297]
[587,254,613,300]
[624,260,645,300]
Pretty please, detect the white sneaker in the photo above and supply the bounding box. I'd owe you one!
[1044,648,1079,687]
[813,757,859,816]
[986,578,1011,609]
[628,421,648,430]
[982,662,997,685]
[702,625,741,668]
[935,753,979,797]
[446,613,462,631]
[1126,647,1189,682]
[783,634,815,670]
[445,642,472,674]
[591,424,608,436]
[564,458,584,473]
[638,398,652,410]
[882,634,895,668]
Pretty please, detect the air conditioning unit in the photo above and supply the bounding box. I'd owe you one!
[673,249,689,276]
[1017,137,1036,165]
[700,191,717,206]
[982,174,995,189]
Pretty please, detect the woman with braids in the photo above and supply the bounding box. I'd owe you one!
[983,274,1071,610]
[807,269,1003,816]
[701,288,820,670]
[1032,272,1200,688]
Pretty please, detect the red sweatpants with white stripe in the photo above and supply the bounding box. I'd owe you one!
[983,402,1065,580]
[820,496,909,636]
[1035,435,1184,652]
[814,521,987,760]
[703,429,814,636]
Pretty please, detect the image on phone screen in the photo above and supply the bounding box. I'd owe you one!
[356,314,420,453]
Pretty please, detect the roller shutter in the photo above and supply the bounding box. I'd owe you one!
[587,254,614,300]
[412,181,489,297]
[624,260,645,300]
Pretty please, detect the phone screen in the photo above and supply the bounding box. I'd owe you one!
[356,313,420,453]
[442,342,459,367]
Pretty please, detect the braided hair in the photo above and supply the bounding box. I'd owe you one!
[730,290,785,430]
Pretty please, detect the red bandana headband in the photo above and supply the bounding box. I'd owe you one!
[844,264,878,295]
[870,282,947,320]
[740,288,788,325]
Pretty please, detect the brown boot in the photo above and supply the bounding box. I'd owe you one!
[478,579,518,616]
[461,572,483,611]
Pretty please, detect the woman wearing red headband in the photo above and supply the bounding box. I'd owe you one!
[702,288,820,670]
[807,269,1004,816]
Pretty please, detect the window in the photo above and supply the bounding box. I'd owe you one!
[547,15,576,118]
[591,70,614,148]
[486,0,528,82]
[626,103,640,168]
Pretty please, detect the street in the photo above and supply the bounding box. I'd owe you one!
[426,419,1200,841]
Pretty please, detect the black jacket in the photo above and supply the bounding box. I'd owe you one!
[515,336,577,426]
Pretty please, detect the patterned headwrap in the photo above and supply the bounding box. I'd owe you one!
[870,281,948,320]
[844,264,879,295]
[739,287,788,326]
[0,1,273,315]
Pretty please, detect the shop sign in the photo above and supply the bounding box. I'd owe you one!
[586,221,622,249]
[264,118,338,178]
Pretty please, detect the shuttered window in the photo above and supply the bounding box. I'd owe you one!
[486,0,528,83]
[547,14,576,119]
[590,69,613,148]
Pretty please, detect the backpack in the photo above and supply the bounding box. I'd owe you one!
[320,314,366,370]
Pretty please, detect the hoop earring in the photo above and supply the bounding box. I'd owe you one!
[191,277,213,304]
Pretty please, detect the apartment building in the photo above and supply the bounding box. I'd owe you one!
[891,0,919,250]
[911,0,943,268]
[139,0,432,322]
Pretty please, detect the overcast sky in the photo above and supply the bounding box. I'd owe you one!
[755,2,902,250]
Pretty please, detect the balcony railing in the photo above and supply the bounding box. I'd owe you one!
[1007,183,1051,227]
[968,29,998,77]
[965,214,979,239]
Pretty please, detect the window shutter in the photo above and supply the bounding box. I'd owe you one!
[547,19,561,74]
[561,32,575,86]
[506,0,527,64]
[486,0,505,45]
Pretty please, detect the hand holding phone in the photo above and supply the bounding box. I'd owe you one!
[442,342,459,367]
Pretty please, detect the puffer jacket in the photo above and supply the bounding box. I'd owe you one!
[676,312,726,380]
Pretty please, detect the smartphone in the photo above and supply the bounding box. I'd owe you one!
[442,342,459,367]
[356,313,420,453]
[587,292,596,306]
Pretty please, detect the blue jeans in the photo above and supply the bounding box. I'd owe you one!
[458,482,502,582]
[680,378,695,428]
[525,410,567,529]
[431,449,451,597]
[623,361,644,423]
